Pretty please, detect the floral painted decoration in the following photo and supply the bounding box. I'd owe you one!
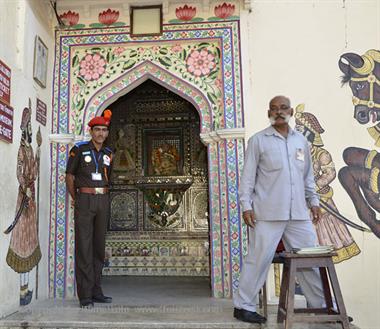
[59,11,79,26]
[70,42,222,134]
[176,5,196,21]
[186,49,216,77]
[214,3,235,19]
[79,54,106,81]
[99,9,119,25]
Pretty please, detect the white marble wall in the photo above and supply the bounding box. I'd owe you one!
[239,2,380,329]
[0,0,54,317]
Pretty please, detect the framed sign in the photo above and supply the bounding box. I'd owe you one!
[33,36,48,88]
[0,99,13,143]
[0,59,11,104]
[36,98,47,126]
[130,5,162,37]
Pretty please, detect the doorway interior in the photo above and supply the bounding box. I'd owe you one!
[102,79,210,286]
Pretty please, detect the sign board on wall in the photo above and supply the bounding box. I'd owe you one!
[0,60,11,105]
[36,98,47,126]
[0,99,13,143]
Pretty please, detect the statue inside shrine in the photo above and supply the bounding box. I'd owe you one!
[151,142,180,176]
[113,128,134,172]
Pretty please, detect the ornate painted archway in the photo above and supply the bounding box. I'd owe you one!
[49,21,246,299]
[83,61,213,132]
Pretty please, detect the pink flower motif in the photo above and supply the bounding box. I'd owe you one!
[171,44,183,53]
[176,5,196,21]
[215,78,222,89]
[214,3,235,19]
[59,11,79,26]
[98,9,119,25]
[113,47,125,56]
[186,49,216,77]
[72,84,80,95]
[79,54,106,81]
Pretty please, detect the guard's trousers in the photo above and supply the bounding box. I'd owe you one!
[74,193,109,301]
[233,220,325,312]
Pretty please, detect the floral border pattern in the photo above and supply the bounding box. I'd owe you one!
[50,21,244,298]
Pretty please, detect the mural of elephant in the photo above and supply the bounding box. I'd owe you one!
[338,49,380,238]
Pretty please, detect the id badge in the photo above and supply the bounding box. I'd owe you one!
[296,148,305,161]
[91,172,102,181]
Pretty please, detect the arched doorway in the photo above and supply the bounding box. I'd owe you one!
[103,79,210,281]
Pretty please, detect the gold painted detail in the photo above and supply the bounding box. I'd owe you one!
[369,167,380,193]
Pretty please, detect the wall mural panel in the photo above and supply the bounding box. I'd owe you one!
[338,49,380,239]
[295,104,362,264]
[4,102,42,305]
[51,21,245,298]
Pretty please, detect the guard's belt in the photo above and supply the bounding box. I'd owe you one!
[78,187,109,194]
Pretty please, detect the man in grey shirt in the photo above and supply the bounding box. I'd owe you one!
[233,95,324,324]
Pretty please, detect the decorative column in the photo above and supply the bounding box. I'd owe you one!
[201,128,246,297]
[48,133,87,298]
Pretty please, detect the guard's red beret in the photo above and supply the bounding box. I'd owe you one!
[88,109,112,128]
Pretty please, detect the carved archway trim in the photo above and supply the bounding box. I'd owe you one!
[83,60,213,136]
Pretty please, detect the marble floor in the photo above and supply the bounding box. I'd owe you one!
[0,276,358,329]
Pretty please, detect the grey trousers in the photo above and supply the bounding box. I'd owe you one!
[233,220,325,312]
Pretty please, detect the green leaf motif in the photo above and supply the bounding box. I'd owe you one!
[89,23,104,28]
[123,59,136,70]
[72,24,86,29]
[106,51,115,63]
[216,47,221,60]
[159,48,168,55]
[208,70,218,80]
[129,49,138,57]
[207,92,218,106]
[72,55,79,68]
[181,49,188,61]
[77,77,86,86]
[168,19,182,23]
[207,17,222,21]
[158,56,172,67]
[76,98,85,112]
[192,17,204,22]
[112,22,126,26]
[198,43,211,48]
[91,47,102,52]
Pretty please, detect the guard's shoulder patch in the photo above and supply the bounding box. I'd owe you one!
[75,141,89,148]
[104,146,113,154]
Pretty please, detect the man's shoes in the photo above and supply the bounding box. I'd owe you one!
[80,298,94,308]
[92,294,112,303]
[233,308,267,323]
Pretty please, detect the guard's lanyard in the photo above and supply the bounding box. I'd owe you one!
[91,150,102,173]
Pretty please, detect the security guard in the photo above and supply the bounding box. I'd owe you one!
[66,110,113,308]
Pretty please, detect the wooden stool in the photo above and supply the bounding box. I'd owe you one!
[277,252,350,329]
